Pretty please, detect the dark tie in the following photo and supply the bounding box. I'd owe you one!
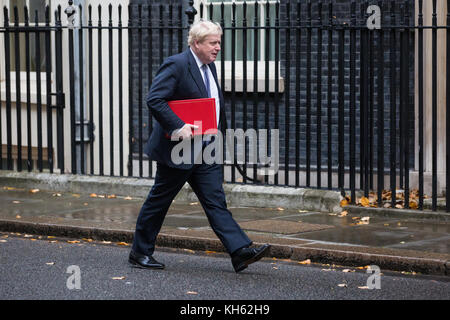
[202,64,211,98]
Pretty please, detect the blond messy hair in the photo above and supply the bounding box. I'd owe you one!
[187,20,222,46]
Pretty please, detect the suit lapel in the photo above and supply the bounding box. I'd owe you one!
[186,49,209,98]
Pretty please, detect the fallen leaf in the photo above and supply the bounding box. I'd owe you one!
[298,210,308,213]
[272,266,279,270]
[189,202,199,206]
[90,193,98,198]
[186,291,198,295]
[298,259,311,265]
[358,286,370,290]
[183,249,195,254]
[359,197,370,207]
[116,242,129,246]
[277,207,285,211]
[361,216,370,222]
[52,193,62,197]
[112,276,126,280]
[339,210,348,217]
[409,200,418,209]
[72,194,81,198]
[82,238,93,242]
[107,194,117,199]
[124,196,133,200]
[0,240,7,243]
[340,198,349,207]
[395,203,404,209]
[101,241,112,244]
[24,234,33,238]
[46,262,55,265]
[338,283,347,288]
[205,251,217,255]
[3,186,16,190]
[12,200,21,204]
[29,188,40,193]
[342,269,355,273]
[67,240,80,244]
[47,236,56,239]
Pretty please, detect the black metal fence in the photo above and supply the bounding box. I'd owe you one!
[0,0,449,212]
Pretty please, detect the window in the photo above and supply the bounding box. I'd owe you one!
[199,0,283,93]
[203,0,276,61]
[8,0,51,72]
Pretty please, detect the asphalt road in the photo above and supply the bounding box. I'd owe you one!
[0,232,449,304]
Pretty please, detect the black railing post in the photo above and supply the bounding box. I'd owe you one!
[55,6,65,174]
[376,0,385,208]
[350,0,356,204]
[3,7,13,170]
[418,0,424,210]
[432,0,438,211]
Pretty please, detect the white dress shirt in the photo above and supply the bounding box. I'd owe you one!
[189,47,221,127]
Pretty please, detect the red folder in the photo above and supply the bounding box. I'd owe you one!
[168,98,218,136]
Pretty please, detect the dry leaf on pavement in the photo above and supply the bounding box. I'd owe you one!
[359,197,370,207]
[339,211,348,217]
[186,291,198,295]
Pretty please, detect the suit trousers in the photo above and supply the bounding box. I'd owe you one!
[132,162,252,256]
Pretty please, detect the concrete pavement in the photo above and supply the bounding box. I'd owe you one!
[0,175,449,276]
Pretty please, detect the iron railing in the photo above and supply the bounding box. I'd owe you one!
[0,0,449,212]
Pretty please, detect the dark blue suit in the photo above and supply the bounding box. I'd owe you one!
[132,49,252,256]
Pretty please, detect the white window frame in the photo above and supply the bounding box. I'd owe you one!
[197,0,284,93]
[0,0,57,104]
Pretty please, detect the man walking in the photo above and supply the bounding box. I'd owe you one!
[129,20,270,273]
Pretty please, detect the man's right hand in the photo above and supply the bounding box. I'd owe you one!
[171,124,199,140]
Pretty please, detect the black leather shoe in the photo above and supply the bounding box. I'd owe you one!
[231,244,271,273]
[129,250,165,269]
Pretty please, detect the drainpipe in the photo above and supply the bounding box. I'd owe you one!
[65,0,87,173]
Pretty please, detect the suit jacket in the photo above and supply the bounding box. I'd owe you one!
[144,49,227,169]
